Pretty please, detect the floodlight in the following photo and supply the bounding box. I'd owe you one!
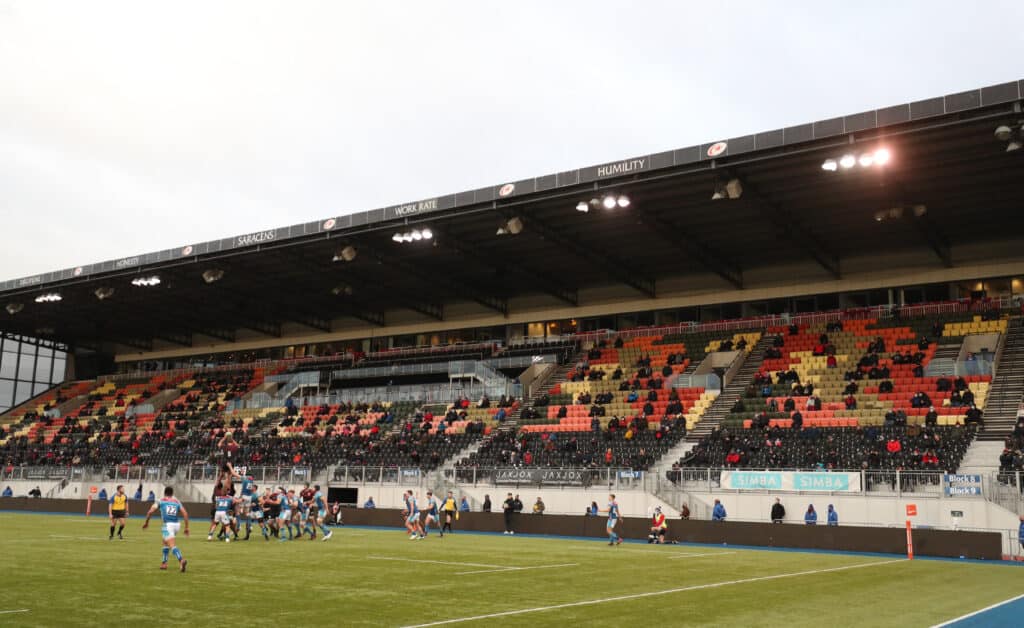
[995,125,1013,141]
[202,269,225,284]
[822,159,838,171]
[858,153,874,167]
[873,148,891,165]
[839,154,856,169]
[421,228,433,240]
[575,202,589,213]
[34,293,62,303]
[94,287,115,300]
[5,303,24,315]
[392,233,403,243]
[1007,140,1022,153]
[602,195,617,210]
[333,246,357,262]
[724,179,743,199]
[616,195,630,208]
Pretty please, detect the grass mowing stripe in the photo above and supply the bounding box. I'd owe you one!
[0,610,30,615]
[400,559,906,627]
[930,592,1024,627]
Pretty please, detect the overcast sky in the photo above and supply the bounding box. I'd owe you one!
[1,0,1021,281]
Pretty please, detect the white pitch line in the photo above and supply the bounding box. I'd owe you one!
[455,563,578,575]
[0,610,30,615]
[399,559,905,628]
[368,556,507,570]
[665,551,737,559]
[930,592,1024,627]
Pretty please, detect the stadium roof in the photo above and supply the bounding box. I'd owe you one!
[2,79,1024,351]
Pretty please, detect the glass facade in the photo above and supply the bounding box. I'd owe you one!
[0,334,67,413]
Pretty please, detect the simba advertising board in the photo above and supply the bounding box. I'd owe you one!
[720,471,862,492]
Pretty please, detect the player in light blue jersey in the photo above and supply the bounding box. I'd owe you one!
[271,487,292,541]
[142,486,189,572]
[238,475,255,540]
[422,490,441,538]
[402,490,424,540]
[601,493,623,546]
[306,485,332,541]
[207,490,236,543]
[250,489,270,540]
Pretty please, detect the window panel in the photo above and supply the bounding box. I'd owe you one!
[14,380,33,405]
[0,353,15,379]
[0,379,13,408]
[35,357,52,383]
[52,359,66,384]
[33,382,50,396]
[17,354,34,381]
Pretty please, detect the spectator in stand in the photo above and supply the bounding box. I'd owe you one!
[925,406,939,427]
[482,495,491,512]
[363,496,376,509]
[804,504,818,525]
[827,504,838,526]
[1,486,12,497]
[459,497,470,512]
[533,497,545,515]
[965,405,984,427]
[712,499,726,521]
[770,497,785,523]
[587,501,599,516]
[29,486,42,498]
[791,410,803,431]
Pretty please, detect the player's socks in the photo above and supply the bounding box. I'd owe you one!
[109,525,115,539]
[172,547,183,562]
[117,525,124,539]
[319,524,329,536]
[162,547,170,563]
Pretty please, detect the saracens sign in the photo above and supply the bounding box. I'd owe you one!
[234,230,278,247]
[493,468,589,486]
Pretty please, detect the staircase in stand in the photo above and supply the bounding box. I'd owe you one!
[685,334,776,442]
[498,349,581,434]
[977,317,1024,441]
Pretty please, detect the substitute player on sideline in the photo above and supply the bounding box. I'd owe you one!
[109,484,129,540]
[142,486,189,572]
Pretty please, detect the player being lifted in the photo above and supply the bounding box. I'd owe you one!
[422,490,441,538]
[402,490,423,540]
[108,484,129,540]
[143,486,189,572]
[601,493,623,546]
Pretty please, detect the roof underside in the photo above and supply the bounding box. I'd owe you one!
[2,82,1024,350]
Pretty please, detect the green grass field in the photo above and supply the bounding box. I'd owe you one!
[1,513,1022,627]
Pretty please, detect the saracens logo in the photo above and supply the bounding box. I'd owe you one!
[498,183,515,197]
[73,267,83,277]
[181,245,194,256]
[707,141,728,157]
[323,218,337,230]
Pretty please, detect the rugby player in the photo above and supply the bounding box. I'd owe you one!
[142,486,189,572]
[422,490,440,538]
[601,493,623,546]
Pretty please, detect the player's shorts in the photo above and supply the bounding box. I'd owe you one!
[308,506,319,519]
[162,522,181,540]
[406,512,419,525]
[110,509,126,519]
[214,511,232,525]
[607,517,618,529]
[250,509,264,520]
[278,509,292,521]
